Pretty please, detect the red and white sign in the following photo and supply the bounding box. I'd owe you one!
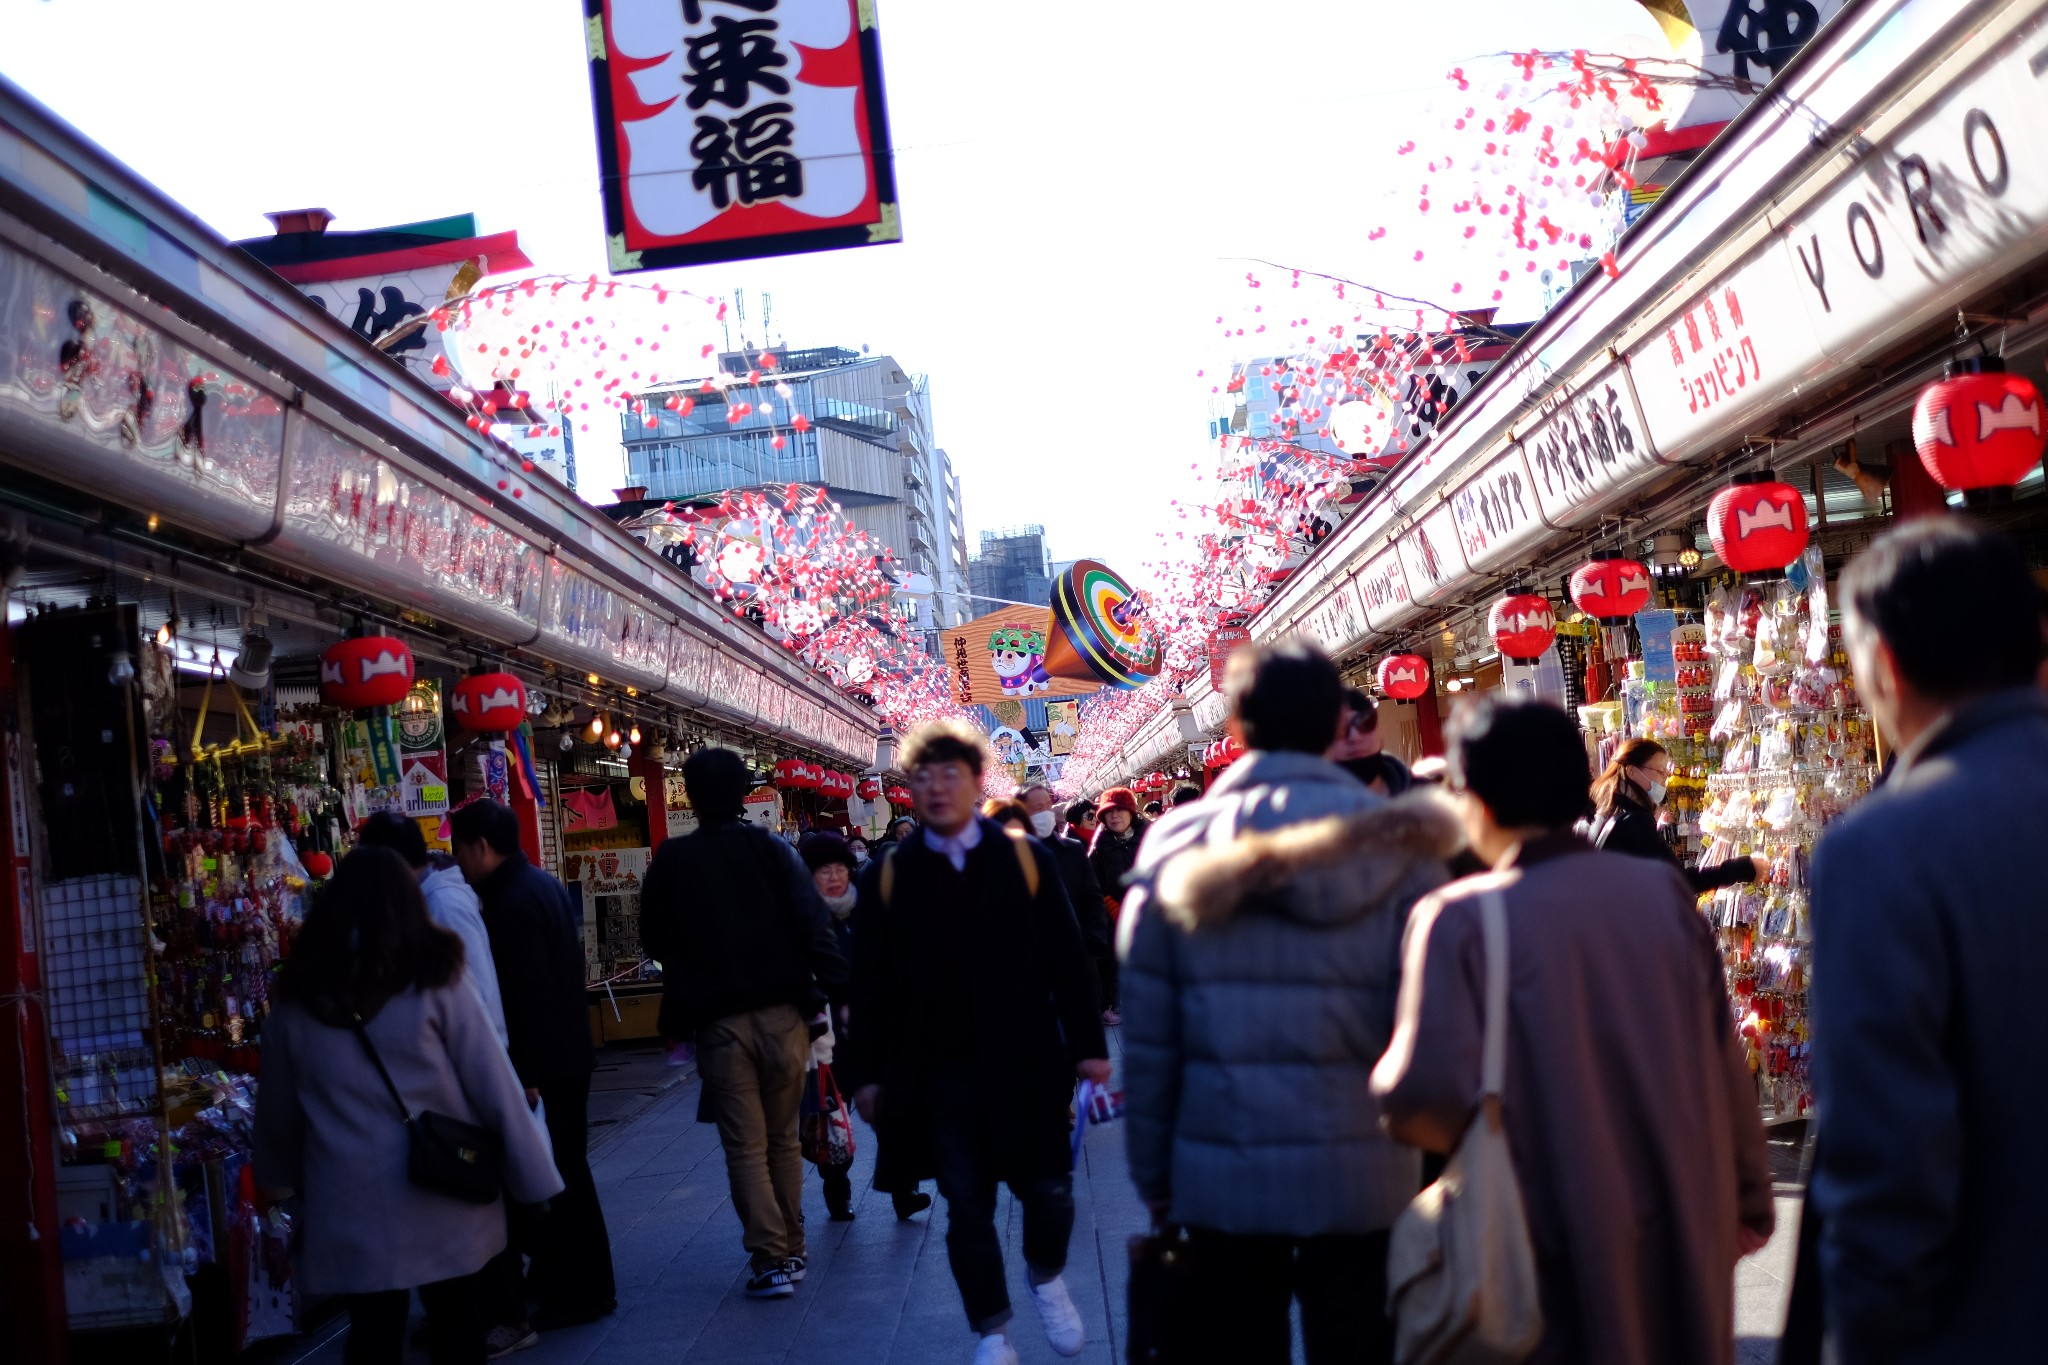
[586,0,900,271]
[1206,627,1250,691]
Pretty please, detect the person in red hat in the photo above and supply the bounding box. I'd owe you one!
[1086,787,1148,1026]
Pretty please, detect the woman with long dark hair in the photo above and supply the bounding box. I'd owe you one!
[254,847,562,1365]
[1589,738,1758,893]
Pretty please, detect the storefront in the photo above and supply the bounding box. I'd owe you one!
[0,78,889,1359]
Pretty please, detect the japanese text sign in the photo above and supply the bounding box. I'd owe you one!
[1515,361,1663,528]
[585,0,900,271]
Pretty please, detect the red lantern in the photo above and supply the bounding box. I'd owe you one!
[1489,593,1557,665]
[1913,358,2047,500]
[451,672,527,732]
[1377,653,1432,701]
[1708,473,1809,577]
[857,775,882,801]
[1569,554,1654,625]
[796,762,823,790]
[302,850,334,879]
[320,635,414,709]
[886,784,912,806]
[773,759,806,789]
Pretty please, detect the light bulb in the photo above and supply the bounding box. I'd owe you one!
[617,743,633,761]
[156,617,176,646]
[560,732,575,752]
[605,729,622,750]
[587,714,605,739]
[107,653,135,686]
[628,725,642,746]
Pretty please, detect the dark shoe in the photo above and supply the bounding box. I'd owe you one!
[893,1191,933,1220]
[485,1323,540,1358]
[827,1205,856,1222]
[532,1300,615,1332]
[782,1255,807,1282]
[746,1267,795,1299]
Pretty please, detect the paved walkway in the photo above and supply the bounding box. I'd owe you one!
[273,1032,1801,1365]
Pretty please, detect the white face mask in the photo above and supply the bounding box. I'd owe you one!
[1029,810,1057,837]
[1644,779,1668,805]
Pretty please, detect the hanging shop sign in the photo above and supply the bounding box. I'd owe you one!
[938,605,1098,707]
[1356,546,1418,632]
[396,680,451,818]
[1205,628,1251,691]
[1513,359,1662,528]
[1447,443,1547,573]
[1045,699,1080,756]
[541,559,673,694]
[582,0,901,272]
[1294,582,1365,659]
[1394,503,1468,607]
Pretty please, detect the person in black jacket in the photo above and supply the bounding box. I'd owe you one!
[1015,785,1110,961]
[638,748,849,1300]
[450,800,615,1334]
[845,721,1107,1365]
[1587,738,1758,893]
[1086,787,1148,1026]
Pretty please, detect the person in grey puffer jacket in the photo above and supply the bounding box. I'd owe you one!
[1119,642,1456,1365]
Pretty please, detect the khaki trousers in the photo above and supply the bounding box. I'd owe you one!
[698,1004,810,1271]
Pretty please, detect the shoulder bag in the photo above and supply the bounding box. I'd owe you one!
[352,1015,505,1205]
[1386,888,1544,1365]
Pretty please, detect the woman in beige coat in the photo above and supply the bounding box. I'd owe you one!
[254,847,562,1365]
[1372,698,1773,1365]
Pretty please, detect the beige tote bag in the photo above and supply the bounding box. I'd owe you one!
[1386,889,1544,1365]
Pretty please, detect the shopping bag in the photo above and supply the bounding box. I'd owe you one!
[1127,1221,1194,1363]
[800,1064,855,1169]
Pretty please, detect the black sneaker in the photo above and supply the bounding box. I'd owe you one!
[893,1191,933,1220]
[745,1266,794,1299]
[827,1205,856,1222]
[782,1255,807,1282]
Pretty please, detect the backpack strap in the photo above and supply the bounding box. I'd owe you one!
[1004,826,1041,899]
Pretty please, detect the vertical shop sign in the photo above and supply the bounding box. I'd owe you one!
[1204,628,1250,691]
[397,681,450,817]
[1637,610,1679,685]
[585,0,901,272]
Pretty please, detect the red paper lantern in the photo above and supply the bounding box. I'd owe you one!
[1913,358,2047,500]
[857,775,883,801]
[320,635,414,709]
[1569,554,1654,625]
[773,758,807,790]
[886,784,912,806]
[1708,474,1809,577]
[1377,653,1432,701]
[450,672,527,732]
[302,851,334,879]
[794,762,822,790]
[1489,593,1557,665]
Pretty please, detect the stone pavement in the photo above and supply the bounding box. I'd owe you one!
[271,1032,1802,1365]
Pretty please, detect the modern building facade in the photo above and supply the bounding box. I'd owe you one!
[620,346,971,631]
[969,525,1054,610]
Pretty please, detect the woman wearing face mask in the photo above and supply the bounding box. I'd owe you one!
[798,833,862,1221]
[1589,739,1759,892]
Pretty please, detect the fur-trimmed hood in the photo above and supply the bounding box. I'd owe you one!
[1154,790,1464,931]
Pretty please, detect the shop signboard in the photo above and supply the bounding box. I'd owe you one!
[1356,545,1418,632]
[1447,443,1546,573]
[1204,628,1250,691]
[541,559,673,694]
[583,0,901,272]
[397,681,450,818]
[1395,503,1468,607]
[1515,360,1662,528]
[1046,699,1080,756]
[1637,610,1680,685]
[1294,580,1365,658]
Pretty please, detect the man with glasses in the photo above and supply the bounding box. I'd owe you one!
[843,721,1108,1365]
[1328,687,1413,796]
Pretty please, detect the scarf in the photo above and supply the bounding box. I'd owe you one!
[822,888,858,920]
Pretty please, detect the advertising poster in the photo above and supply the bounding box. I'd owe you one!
[938,606,1097,707]
[1637,610,1680,685]
[1206,627,1250,690]
[1045,700,1079,756]
[396,681,450,818]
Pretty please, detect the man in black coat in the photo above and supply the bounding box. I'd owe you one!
[846,721,1107,1365]
[451,800,614,1333]
[638,747,849,1299]
[1018,782,1109,959]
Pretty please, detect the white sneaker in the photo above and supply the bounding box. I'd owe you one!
[973,1334,1020,1365]
[1029,1275,1087,1356]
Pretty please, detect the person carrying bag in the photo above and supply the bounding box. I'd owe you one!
[1383,890,1542,1365]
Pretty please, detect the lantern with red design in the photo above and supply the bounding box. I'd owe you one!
[886,784,913,806]
[321,635,414,709]
[1569,553,1654,626]
[1708,472,1809,578]
[1219,734,1245,765]
[1489,591,1557,665]
[1912,357,2047,504]
[773,759,807,790]
[857,775,883,801]
[451,671,527,732]
[1377,653,1432,702]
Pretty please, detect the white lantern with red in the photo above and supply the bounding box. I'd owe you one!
[1708,473,1809,578]
[1569,553,1654,626]
[1377,653,1432,702]
[1912,357,2047,504]
[451,672,527,732]
[857,775,883,801]
[1489,592,1557,665]
[321,635,414,709]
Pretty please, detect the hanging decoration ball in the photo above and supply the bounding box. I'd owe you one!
[857,775,883,801]
[1569,554,1654,625]
[303,851,335,879]
[1489,592,1557,665]
[1708,473,1810,577]
[1378,653,1433,701]
[1912,357,2047,500]
[450,671,527,732]
[320,635,415,709]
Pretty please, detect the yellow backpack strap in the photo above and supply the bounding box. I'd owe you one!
[880,848,896,908]
[1004,827,1041,899]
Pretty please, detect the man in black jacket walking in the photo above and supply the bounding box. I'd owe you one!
[1019,782,1109,961]
[451,800,615,1333]
[847,722,1107,1365]
[639,747,850,1300]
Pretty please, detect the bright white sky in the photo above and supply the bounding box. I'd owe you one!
[2,0,1669,583]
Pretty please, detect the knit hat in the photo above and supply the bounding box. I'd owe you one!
[798,832,858,873]
[1095,786,1140,817]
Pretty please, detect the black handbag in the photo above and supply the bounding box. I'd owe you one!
[352,1017,505,1205]
[1126,1221,1195,1363]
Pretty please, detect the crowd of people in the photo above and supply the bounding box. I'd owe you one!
[248,518,2048,1365]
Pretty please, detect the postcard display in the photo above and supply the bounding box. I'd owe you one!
[1627,551,1875,1123]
